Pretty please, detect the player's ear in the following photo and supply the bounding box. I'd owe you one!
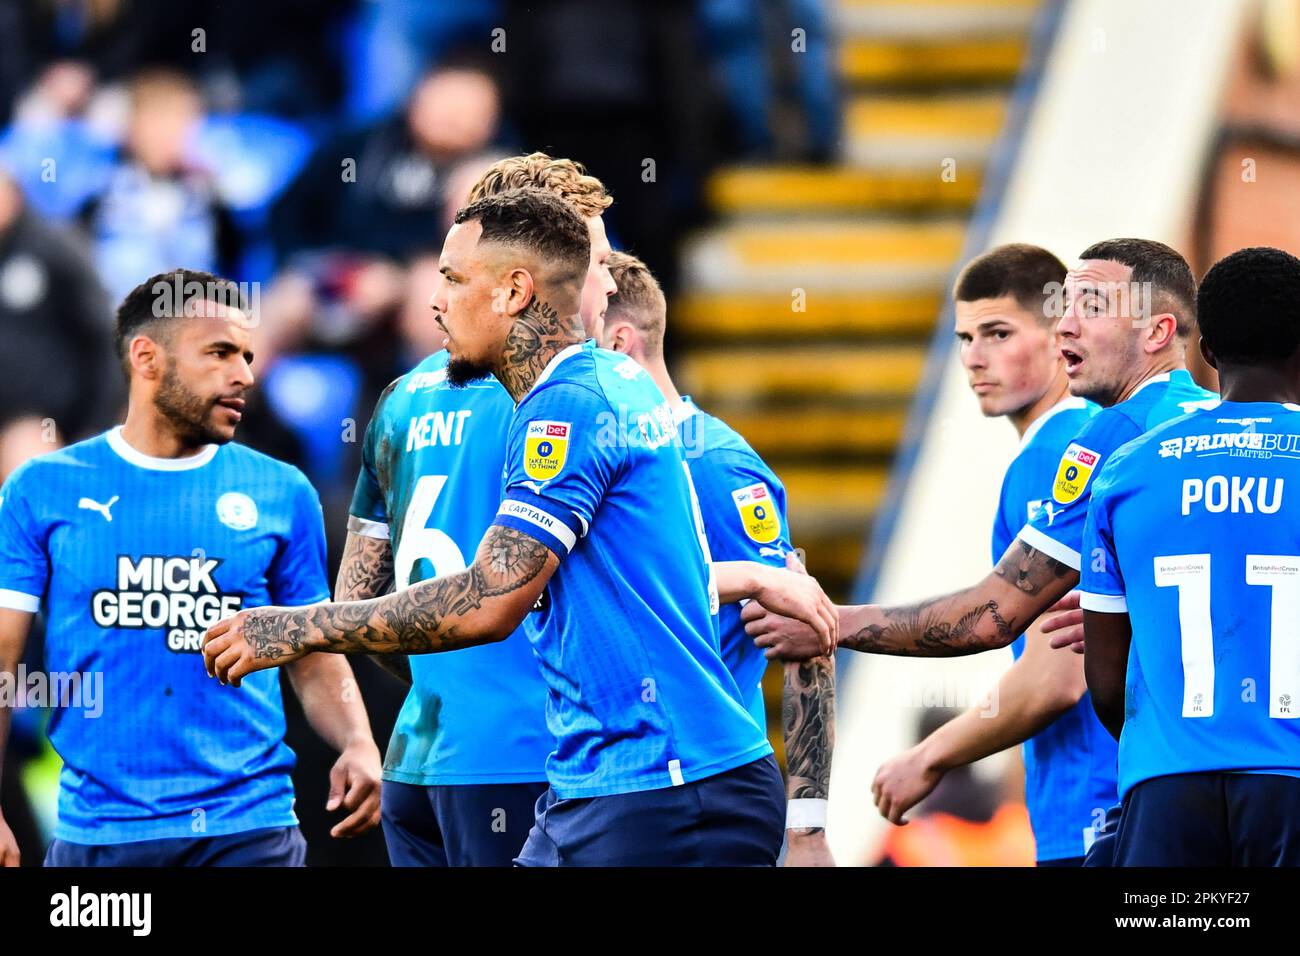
[606,321,634,354]
[128,334,162,380]
[1145,312,1178,353]
[497,267,535,318]
[1198,333,1218,370]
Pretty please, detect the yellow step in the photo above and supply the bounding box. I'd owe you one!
[680,345,927,402]
[783,466,890,527]
[846,92,1006,139]
[840,36,1026,85]
[796,531,875,600]
[673,290,942,338]
[706,165,981,214]
[704,406,908,458]
[727,221,963,265]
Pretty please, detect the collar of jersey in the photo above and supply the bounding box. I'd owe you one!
[1128,368,1191,399]
[673,396,701,427]
[106,426,219,471]
[518,340,588,406]
[1018,395,1089,452]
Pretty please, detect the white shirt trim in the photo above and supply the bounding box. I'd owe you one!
[347,516,390,540]
[520,342,586,406]
[105,426,219,471]
[0,589,40,613]
[1016,524,1082,571]
[1127,371,1171,399]
[1018,396,1090,453]
[672,397,701,427]
[1079,591,1128,613]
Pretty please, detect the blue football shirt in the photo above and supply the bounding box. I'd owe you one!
[677,398,792,728]
[349,350,552,785]
[491,343,772,798]
[1017,370,1217,569]
[1082,400,1300,799]
[0,428,328,843]
[990,395,1117,862]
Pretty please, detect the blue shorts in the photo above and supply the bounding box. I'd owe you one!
[44,826,306,867]
[1114,772,1300,866]
[516,755,785,866]
[381,780,548,867]
[1083,804,1122,868]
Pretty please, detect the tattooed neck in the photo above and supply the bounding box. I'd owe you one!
[496,298,585,402]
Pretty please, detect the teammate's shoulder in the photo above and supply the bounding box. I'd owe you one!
[2,434,106,489]
[685,405,773,473]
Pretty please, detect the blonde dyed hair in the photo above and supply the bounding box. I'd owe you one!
[466,152,612,219]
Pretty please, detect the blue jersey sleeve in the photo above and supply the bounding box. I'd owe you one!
[493,382,623,559]
[269,471,331,607]
[0,464,48,611]
[1079,458,1128,613]
[1016,410,1140,570]
[692,451,792,567]
[348,390,391,537]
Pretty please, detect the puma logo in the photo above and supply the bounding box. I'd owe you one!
[78,495,119,522]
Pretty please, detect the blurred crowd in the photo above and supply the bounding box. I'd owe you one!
[0,0,839,553]
[0,0,837,864]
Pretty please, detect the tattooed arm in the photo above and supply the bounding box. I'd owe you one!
[782,654,836,866]
[334,524,409,684]
[203,524,557,687]
[743,537,1079,658]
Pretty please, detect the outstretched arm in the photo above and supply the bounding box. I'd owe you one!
[744,537,1079,659]
[204,524,557,686]
[333,525,408,684]
[872,614,1086,824]
[714,559,838,656]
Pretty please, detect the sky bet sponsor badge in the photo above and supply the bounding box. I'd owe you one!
[524,421,571,481]
[732,481,780,544]
[1052,443,1099,504]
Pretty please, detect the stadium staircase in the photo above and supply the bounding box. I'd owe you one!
[676,0,1041,603]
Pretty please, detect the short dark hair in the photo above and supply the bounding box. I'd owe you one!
[1197,246,1300,364]
[454,186,590,288]
[114,269,245,378]
[953,243,1067,324]
[1078,237,1197,335]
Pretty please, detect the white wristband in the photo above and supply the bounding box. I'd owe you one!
[786,798,828,830]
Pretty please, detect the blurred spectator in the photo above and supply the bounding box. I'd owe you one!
[396,252,446,369]
[272,60,503,265]
[698,0,840,161]
[79,70,239,304]
[0,61,119,221]
[0,169,121,445]
[346,0,500,123]
[500,0,724,295]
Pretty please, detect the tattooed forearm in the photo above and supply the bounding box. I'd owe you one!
[336,528,396,601]
[335,527,408,682]
[496,298,585,402]
[839,544,1077,657]
[246,526,553,661]
[783,655,835,826]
